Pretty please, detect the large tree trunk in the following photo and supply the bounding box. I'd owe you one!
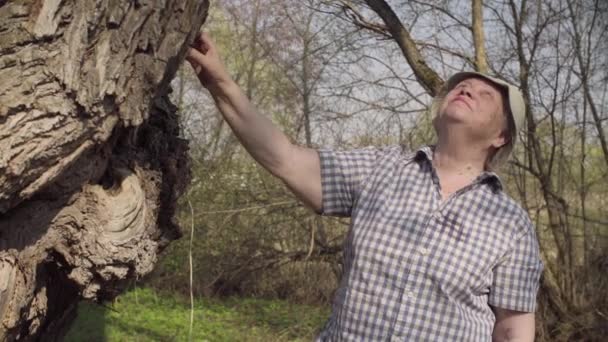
[0,0,208,340]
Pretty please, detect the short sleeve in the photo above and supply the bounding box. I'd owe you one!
[488,221,544,312]
[317,146,389,217]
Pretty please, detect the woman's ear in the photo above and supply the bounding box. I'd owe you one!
[491,129,509,149]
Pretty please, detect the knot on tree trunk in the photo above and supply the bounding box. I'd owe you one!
[94,167,149,245]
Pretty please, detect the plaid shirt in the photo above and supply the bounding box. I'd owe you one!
[316,145,543,341]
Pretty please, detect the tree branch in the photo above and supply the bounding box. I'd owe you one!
[337,0,391,37]
[363,0,444,95]
[472,0,489,72]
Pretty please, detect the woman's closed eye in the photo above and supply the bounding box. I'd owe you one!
[480,90,494,99]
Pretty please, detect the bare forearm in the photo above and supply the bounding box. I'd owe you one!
[208,80,322,210]
[187,32,322,211]
[492,309,535,342]
[209,80,294,177]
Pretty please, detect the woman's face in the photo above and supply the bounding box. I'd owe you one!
[436,76,508,148]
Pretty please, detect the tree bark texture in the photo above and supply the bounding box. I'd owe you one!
[0,0,208,340]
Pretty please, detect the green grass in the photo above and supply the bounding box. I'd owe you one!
[65,287,330,341]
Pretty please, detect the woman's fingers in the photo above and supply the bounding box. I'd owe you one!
[199,32,214,53]
[191,31,212,55]
[185,48,204,75]
[187,47,205,63]
[186,32,229,88]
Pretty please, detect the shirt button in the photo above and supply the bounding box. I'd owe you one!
[418,247,429,255]
[406,290,415,299]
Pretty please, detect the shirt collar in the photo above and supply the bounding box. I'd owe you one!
[413,145,504,192]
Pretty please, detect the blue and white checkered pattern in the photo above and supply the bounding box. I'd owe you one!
[315,145,543,341]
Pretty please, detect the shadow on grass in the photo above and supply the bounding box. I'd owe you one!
[63,301,107,342]
[65,300,181,342]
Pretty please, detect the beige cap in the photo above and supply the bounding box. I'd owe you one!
[444,71,526,144]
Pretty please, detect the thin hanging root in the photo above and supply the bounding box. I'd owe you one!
[188,197,195,342]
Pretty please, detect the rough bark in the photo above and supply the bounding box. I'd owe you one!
[0,0,208,340]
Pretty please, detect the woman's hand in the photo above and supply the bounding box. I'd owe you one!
[186,32,232,91]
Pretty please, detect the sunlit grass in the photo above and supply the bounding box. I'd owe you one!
[65,287,330,341]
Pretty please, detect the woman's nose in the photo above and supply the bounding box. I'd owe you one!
[458,86,473,98]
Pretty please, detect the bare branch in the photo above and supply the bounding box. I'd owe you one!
[363,0,444,95]
[472,0,489,72]
[337,0,391,37]
[414,40,476,68]
[410,0,472,31]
